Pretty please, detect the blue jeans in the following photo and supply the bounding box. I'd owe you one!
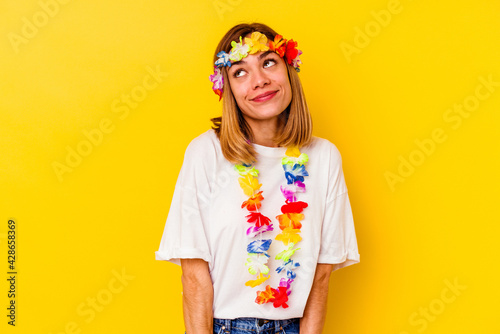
[184,317,301,334]
[215,317,300,334]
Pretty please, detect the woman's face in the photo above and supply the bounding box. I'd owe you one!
[227,41,292,127]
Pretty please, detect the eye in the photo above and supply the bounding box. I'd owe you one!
[263,58,277,68]
[232,58,277,78]
[233,68,245,78]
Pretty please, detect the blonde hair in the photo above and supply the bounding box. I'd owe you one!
[210,23,313,165]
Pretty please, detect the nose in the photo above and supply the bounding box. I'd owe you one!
[252,68,270,89]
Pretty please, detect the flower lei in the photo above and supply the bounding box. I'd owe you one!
[234,145,309,308]
[209,31,303,101]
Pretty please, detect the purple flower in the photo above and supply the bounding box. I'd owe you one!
[246,224,274,238]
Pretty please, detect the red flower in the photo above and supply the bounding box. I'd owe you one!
[211,89,222,101]
[246,212,271,227]
[271,286,289,308]
[281,200,308,214]
[284,40,299,65]
[269,35,287,58]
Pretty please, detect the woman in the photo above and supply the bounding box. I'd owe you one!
[155,22,360,334]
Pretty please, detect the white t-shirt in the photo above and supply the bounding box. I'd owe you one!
[155,128,360,319]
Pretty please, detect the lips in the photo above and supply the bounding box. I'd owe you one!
[252,90,278,102]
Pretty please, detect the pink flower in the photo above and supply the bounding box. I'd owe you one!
[209,65,223,101]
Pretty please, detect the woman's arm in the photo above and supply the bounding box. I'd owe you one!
[180,258,214,334]
[299,263,334,334]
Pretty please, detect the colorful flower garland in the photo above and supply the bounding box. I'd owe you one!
[234,146,309,308]
[209,31,303,101]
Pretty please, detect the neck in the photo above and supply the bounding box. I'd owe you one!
[245,116,280,147]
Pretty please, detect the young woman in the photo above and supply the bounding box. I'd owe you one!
[156,22,360,334]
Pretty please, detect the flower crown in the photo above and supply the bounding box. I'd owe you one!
[209,31,303,101]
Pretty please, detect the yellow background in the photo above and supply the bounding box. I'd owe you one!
[1,0,499,333]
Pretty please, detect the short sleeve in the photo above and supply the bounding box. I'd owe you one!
[155,136,214,266]
[318,143,360,272]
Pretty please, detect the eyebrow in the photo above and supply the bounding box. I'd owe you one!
[230,50,275,68]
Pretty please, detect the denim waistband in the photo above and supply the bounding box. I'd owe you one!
[213,317,299,333]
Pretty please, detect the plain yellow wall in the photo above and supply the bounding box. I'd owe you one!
[1,0,499,333]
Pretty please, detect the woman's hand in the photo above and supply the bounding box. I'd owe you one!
[181,258,214,334]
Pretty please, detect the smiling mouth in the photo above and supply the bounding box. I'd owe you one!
[252,90,278,102]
